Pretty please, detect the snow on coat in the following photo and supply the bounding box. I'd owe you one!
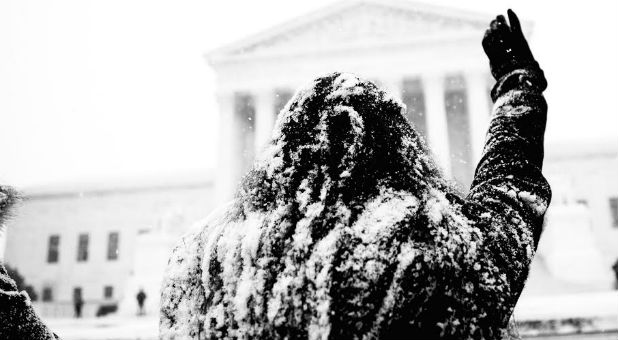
[160,70,551,340]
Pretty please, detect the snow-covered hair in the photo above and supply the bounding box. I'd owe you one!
[232,72,455,220]
[199,73,498,338]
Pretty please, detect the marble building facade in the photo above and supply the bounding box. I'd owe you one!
[208,0,498,200]
[208,0,618,291]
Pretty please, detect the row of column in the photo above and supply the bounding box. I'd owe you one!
[217,72,493,199]
[381,72,492,178]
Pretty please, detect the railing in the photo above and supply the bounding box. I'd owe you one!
[33,300,119,318]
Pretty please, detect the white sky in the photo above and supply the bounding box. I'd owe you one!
[0,0,616,188]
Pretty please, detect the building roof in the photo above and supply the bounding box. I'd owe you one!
[207,0,512,64]
[20,171,214,200]
[546,138,618,161]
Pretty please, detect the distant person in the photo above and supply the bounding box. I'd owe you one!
[613,258,618,289]
[73,294,84,319]
[161,9,551,340]
[136,289,147,316]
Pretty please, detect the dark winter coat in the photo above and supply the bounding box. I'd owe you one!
[160,70,550,339]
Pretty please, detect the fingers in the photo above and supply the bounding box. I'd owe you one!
[489,15,510,34]
[483,12,518,57]
[483,9,538,80]
[490,18,499,30]
[507,8,532,56]
[484,16,505,51]
[496,15,508,28]
[507,9,522,34]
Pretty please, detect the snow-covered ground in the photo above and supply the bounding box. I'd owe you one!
[45,315,158,340]
[514,291,618,337]
[42,291,618,339]
[515,291,618,322]
[528,333,618,340]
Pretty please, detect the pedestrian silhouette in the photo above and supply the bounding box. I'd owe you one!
[136,289,147,316]
[73,290,83,319]
[612,259,618,289]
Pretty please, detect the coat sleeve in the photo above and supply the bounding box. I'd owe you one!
[0,264,60,340]
[466,68,551,248]
[459,68,552,322]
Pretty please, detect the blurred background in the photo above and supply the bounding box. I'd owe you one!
[0,0,617,339]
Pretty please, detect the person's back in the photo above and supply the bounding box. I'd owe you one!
[160,11,551,339]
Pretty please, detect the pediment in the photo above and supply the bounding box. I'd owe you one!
[209,0,492,63]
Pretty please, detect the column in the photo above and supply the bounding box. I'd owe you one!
[402,78,428,137]
[422,74,451,176]
[0,224,6,261]
[464,72,492,164]
[215,92,239,202]
[254,89,276,154]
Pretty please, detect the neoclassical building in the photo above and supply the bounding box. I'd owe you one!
[208,0,500,200]
[207,0,618,295]
[0,0,616,328]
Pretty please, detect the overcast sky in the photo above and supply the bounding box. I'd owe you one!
[0,0,616,189]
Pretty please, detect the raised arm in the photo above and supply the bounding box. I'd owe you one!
[467,10,551,247]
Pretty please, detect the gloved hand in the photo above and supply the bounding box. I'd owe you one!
[482,9,542,81]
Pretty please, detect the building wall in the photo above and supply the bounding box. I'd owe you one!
[520,142,618,295]
[544,143,618,266]
[213,46,495,200]
[4,183,217,317]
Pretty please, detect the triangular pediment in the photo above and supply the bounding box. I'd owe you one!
[208,0,493,63]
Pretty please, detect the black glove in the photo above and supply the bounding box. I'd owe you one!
[482,9,542,82]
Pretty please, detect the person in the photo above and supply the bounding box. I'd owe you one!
[137,288,147,316]
[73,292,84,318]
[612,259,618,290]
[160,9,550,340]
